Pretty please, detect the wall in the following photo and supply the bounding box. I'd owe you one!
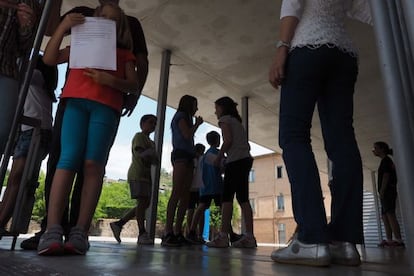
[249,153,330,244]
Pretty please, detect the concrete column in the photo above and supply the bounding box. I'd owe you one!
[369,0,414,263]
[147,49,171,239]
[371,171,383,243]
[242,96,249,139]
[241,96,249,234]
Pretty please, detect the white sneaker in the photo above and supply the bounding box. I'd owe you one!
[232,235,257,248]
[138,232,154,245]
[271,236,331,267]
[206,232,229,248]
[329,242,361,266]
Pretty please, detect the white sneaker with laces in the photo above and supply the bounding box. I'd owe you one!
[271,236,331,267]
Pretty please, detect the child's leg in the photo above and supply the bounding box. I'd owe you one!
[75,100,119,231]
[220,202,233,234]
[0,157,25,227]
[136,197,150,234]
[47,169,76,228]
[198,210,205,236]
[190,203,207,232]
[165,161,192,234]
[48,100,88,228]
[239,201,254,234]
[235,157,254,235]
[186,209,194,235]
[75,160,105,230]
[174,165,193,234]
[117,207,137,226]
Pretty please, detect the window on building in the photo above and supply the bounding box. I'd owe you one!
[278,223,286,244]
[276,165,283,179]
[249,169,255,183]
[276,193,285,211]
[250,199,256,215]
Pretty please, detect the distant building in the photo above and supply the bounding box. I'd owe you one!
[249,153,330,244]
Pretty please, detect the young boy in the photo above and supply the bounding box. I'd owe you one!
[110,114,158,245]
[185,143,205,240]
[187,131,241,244]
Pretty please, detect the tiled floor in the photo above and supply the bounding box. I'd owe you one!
[0,236,411,275]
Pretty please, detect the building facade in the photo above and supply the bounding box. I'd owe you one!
[249,153,330,244]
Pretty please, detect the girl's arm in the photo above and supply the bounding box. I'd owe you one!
[216,122,232,163]
[83,60,139,94]
[43,13,85,65]
[178,116,203,140]
[268,16,299,89]
[379,173,390,199]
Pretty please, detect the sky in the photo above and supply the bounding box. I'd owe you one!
[41,64,274,180]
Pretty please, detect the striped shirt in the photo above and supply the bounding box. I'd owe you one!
[0,0,40,80]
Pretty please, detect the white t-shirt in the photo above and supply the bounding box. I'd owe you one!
[21,69,53,131]
[218,115,251,163]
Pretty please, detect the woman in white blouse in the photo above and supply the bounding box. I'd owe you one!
[269,0,372,267]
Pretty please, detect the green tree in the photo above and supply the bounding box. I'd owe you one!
[95,181,135,220]
[1,170,10,187]
[94,170,173,222]
[32,171,46,222]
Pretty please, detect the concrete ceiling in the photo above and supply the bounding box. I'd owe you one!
[58,0,391,189]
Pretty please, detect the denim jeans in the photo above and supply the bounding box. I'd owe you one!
[0,75,19,155]
[279,45,363,244]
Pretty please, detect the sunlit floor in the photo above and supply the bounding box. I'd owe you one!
[0,235,411,275]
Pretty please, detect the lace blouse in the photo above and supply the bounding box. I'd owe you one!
[280,0,372,56]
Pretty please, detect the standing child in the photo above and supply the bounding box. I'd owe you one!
[0,55,57,236]
[110,114,158,245]
[206,97,256,248]
[0,1,39,157]
[162,95,203,247]
[38,2,138,255]
[186,131,222,244]
[373,141,404,247]
[185,143,206,239]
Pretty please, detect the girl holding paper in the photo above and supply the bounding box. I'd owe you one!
[38,2,137,256]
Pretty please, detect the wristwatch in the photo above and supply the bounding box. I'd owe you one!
[276,40,291,49]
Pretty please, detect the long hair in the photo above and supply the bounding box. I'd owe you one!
[95,3,133,51]
[177,95,197,125]
[215,96,242,122]
[374,141,393,156]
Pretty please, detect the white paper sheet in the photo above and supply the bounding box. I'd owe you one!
[69,17,117,71]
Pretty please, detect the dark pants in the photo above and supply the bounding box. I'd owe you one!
[222,157,253,203]
[279,45,363,244]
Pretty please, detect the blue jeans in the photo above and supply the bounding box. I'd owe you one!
[0,75,19,154]
[279,45,363,244]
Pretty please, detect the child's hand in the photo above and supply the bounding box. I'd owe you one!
[84,68,114,86]
[195,116,204,127]
[60,13,85,31]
